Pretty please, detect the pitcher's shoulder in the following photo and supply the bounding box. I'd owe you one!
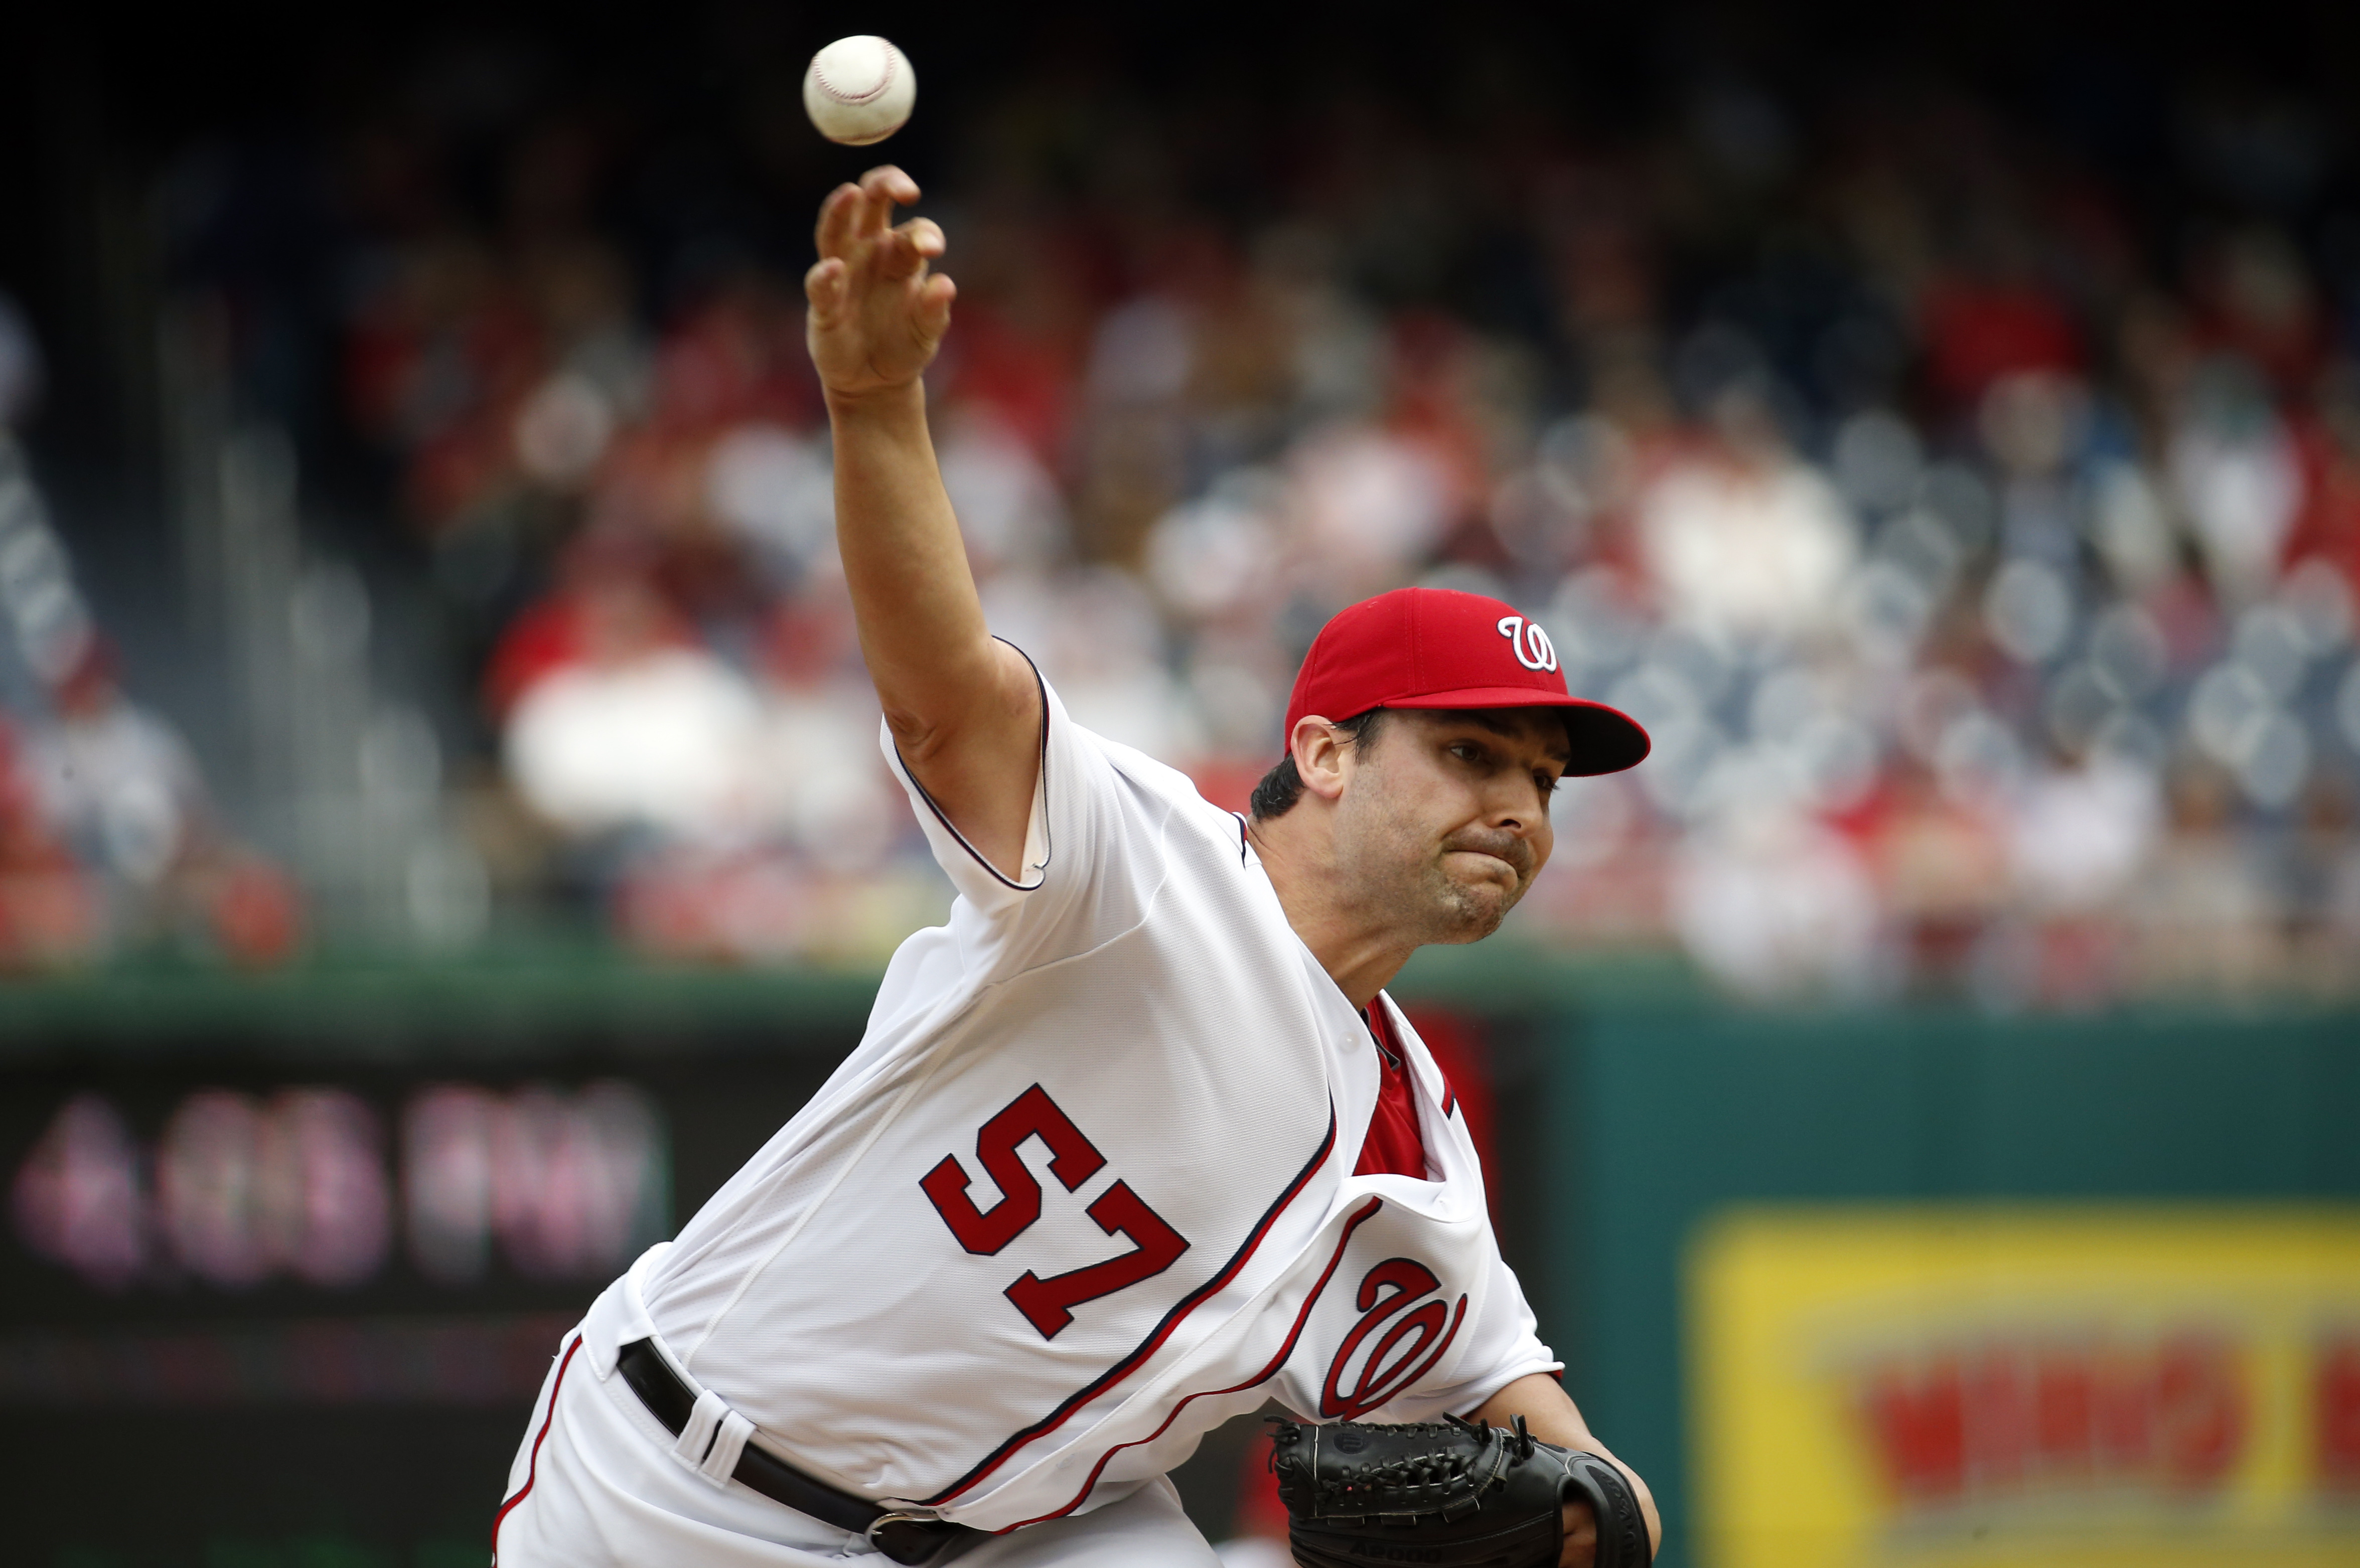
[1084,737,1256,848]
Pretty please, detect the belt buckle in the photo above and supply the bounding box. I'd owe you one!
[864,1510,941,1563]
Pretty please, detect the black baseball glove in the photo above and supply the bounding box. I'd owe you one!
[1269,1414,1651,1568]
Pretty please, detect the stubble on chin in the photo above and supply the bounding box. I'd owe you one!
[1413,855,1522,946]
[1336,835,1501,948]
[1423,828,1538,945]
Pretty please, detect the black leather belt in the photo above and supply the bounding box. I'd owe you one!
[616,1337,976,1564]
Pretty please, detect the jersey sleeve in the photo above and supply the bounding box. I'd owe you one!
[880,648,1170,973]
[1389,1247,1563,1424]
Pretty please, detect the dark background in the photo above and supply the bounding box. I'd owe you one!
[14,0,2360,652]
[0,999,856,1564]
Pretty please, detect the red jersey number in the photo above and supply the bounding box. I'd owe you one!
[922,1084,1191,1340]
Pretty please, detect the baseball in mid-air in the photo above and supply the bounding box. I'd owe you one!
[803,37,916,146]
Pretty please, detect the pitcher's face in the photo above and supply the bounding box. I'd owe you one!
[1330,708,1568,946]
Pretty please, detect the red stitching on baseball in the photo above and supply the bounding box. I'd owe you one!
[813,46,897,105]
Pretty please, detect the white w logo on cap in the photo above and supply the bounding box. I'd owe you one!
[1495,615,1559,673]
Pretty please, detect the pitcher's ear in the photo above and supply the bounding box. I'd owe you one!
[1290,717,1353,804]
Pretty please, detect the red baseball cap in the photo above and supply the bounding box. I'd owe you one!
[1282,587,1650,776]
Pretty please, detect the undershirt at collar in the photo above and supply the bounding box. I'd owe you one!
[1353,1002,1435,1181]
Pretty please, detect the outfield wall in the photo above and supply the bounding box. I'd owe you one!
[1552,1004,2360,1567]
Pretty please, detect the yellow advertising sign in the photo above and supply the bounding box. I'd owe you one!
[1688,1208,2360,1568]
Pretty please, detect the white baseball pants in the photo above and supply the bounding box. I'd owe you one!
[492,1328,1221,1568]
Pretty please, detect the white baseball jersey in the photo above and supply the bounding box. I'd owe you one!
[583,669,1558,1536]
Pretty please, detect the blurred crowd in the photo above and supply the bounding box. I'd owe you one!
[0,420,301,971]
[0,649,303,971]
[23,51,2360,1001]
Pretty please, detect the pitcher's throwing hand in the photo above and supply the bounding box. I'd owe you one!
[805,166,954,402]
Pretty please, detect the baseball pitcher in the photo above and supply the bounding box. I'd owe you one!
[492,166,1660,1568]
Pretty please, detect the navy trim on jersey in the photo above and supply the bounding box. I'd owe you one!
[999,1195,1388,1531]
[1231,812,1249,866]
[921,1104,1341,1507]
[893,640,1054,892]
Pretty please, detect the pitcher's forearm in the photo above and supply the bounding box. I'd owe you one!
[828,384,1002,737]
[827,382,1041,869]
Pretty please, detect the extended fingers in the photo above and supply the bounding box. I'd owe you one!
[804,257,848,320]
[875,217,947,280]
[858,164,920,208]
[914,272,956,345]
[901,217,946,256]
[815,169,924,265]
[814,183,863,258]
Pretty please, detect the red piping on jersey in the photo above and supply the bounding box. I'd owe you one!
[490,1334,583,1563]
[995,1195,1389,1532]
[920,1107,1340,1507]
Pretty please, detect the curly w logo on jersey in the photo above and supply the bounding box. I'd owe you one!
[1319,1255,1470,1420]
